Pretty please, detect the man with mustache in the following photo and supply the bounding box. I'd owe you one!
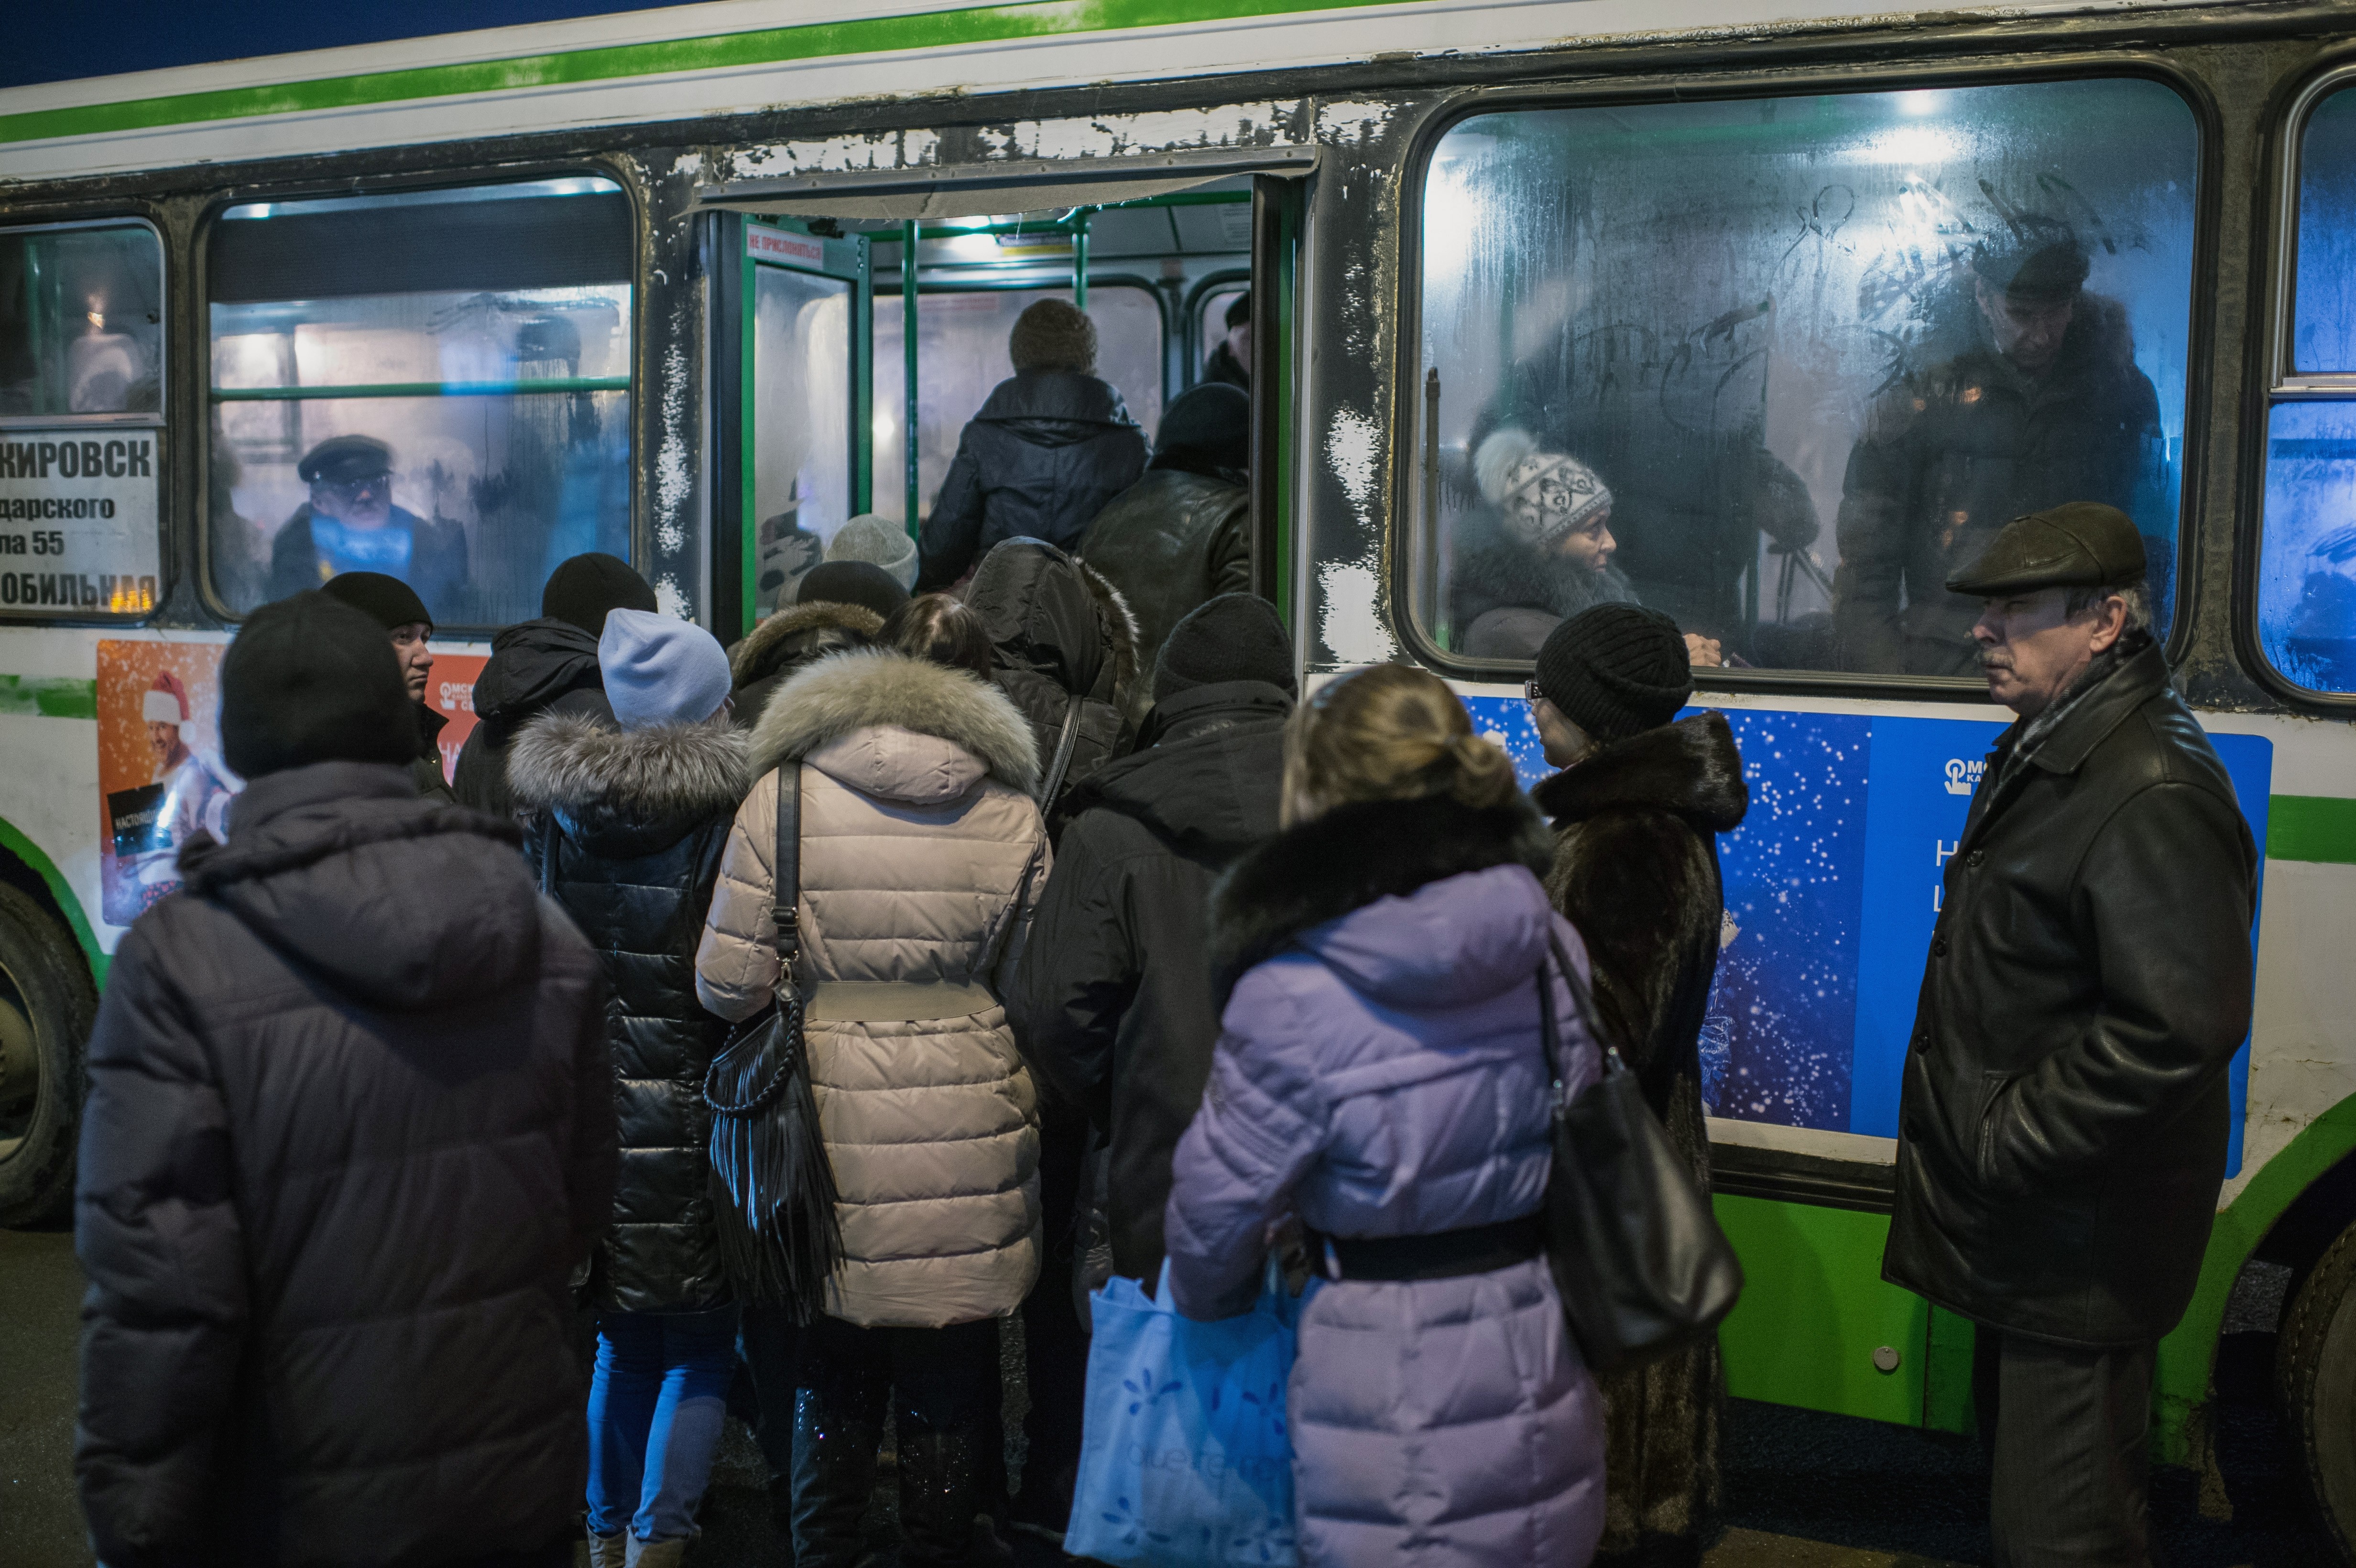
[1881,502,2256,1566]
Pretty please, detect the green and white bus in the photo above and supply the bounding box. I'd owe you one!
[5,0,2356,1548]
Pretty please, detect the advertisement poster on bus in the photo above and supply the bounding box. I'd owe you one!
[95,639,487,926]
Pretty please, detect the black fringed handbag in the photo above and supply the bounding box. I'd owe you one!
[703,762,844,1320]
[1534,931,1745,1375]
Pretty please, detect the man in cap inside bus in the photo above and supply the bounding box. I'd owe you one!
[1882,502,2256,1564]
[266,434,471,615]
[1832,220,2170,677]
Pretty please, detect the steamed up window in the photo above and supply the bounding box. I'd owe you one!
[2258,85,2356,695]
[873,285,1163,527]
[0,221,165,618]
[1413,80,2198,675]
[206,176,633,627]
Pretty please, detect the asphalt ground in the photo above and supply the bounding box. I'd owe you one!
[0,1223,2337,1566]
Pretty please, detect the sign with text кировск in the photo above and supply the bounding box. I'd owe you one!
[0,428,162,616]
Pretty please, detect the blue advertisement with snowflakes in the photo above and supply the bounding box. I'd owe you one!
[1461,696,2270,1175]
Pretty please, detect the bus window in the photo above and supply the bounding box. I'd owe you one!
[205,176,633,628]
[0,220,164,618]
[873,284,1163,528]
[2259,85,2356,695]
[1413,79,2198,675]
[751,263,854,617]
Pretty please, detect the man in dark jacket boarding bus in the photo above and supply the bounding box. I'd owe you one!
[1881,502,2258,1567]
[73,591,618,1568]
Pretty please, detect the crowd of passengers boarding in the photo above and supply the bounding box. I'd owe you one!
[68,295,2254,1568]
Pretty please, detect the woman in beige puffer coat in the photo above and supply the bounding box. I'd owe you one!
[695,634,1048,1568]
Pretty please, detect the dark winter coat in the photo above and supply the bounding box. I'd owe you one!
[1533,710,1748,1559]
[412,702,456,804]
[1882,637,2257,1347]
[74,761,615,1568]
[967,539,1143,822]
[727,599,884,730]
[513,714,751,1315]
[452,617,617,821]
[1079,468,1251,677]
[1449,504,1640,660]
[1166,792,1609,1565]
[1833,294,2171,676]
[1011,680,1289,1281]
[266,505,470,620]
[917,370,1148,588]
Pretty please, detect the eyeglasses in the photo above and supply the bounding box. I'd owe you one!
[313,471,391,502]
[1524,678,1545,706]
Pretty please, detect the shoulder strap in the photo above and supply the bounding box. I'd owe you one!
[1039,693,1085,808]
[1538,929,1621,1089]
[773,763,803,977]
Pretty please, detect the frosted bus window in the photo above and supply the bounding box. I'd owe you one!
[874,286,1162,526]
[750,265,854,617]
[1414,80,2196,674]
[0,224,161,417]
[2260,87,2356,694]
[206,177,633,628]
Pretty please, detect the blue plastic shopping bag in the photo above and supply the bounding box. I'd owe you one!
[1063,1261,1299,1568]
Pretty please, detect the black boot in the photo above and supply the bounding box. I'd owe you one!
[896,1421,1007,1568]
[792,1378,888,1568]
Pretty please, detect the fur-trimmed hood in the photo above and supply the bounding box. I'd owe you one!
[748,646,1040,795]
[1530,710,1749,835]
[510,712,751,858]
[730,599,885,688]
[1207,791,1553,1007]
[1449,503,1638,635]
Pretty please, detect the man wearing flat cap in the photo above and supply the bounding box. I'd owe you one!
[265,434,470,614]
[1833,225,2171,675]
[1883,503,2257,1564]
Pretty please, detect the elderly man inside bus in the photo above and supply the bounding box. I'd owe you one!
[266,434,471,614]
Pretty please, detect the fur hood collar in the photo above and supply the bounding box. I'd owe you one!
[749,647,1040,795]
[1530,711,1748,834]
[1449,504,1639,627]
[1207,791,1553,1005]
[730,599,886,687]
[510,712,751,822]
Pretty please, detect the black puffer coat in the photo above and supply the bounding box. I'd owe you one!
[727,598,883,730]
[968,538,1143,824]
[75,761,614,1568]
[1011,680,1289,1281]
[1080,468,1251,677]
[452,617,617,820]
[514,714,752,1314]
[918,370,1148,588]
[1882,638,2257,1346]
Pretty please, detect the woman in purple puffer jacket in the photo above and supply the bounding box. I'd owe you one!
[1163,663,1609,1568]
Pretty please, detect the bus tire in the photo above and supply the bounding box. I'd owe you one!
[2281,1217,2356,1562]
[0,882,95,1229]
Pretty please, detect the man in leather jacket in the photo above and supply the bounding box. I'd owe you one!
[1881,502,2256,1565]
[1080,381,1251,675]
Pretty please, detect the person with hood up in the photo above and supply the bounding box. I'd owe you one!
[727,561,909,730]
[319,569,457,803]
[1526,604,1749,1568]
[1081,381,1253,674]
[825,512,920,590]
[916,299,1149,588]
[511,609,749,1568]
[75,591,615,1568]
[694,602,1050,1568]
[454,552,659,819]
[968,535,1144,818]
[1164,662,1608,1568]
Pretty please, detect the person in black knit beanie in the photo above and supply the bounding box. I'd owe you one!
[1152,592,1295,702]
[221,592,420,780]
[1531,601,1693,754]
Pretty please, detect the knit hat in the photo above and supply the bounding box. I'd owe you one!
[1224,292,1251,330]
[798,560,911,622]
[1533,603,1691,745]
[598,608,732,731]
[142,669,190,726]
[220,593,418,779]
[542,552,657,636]
[1009,298,1097,375]
[1154,593,1295,702]
[1473,429,1612,549]
[319,570,432,632]
[825,515,919,590]
[1150,382,1250,483]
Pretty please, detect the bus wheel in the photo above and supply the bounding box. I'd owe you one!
[2282,1218,2356,1560]
[0,883,95,1229]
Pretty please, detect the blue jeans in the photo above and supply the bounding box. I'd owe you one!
[586,1304,741,1542]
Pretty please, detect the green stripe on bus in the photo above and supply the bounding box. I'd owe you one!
[0,0,1381,147]
[2269,794,2356,865]
[0,675,96,719]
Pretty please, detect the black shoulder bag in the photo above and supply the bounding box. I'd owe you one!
[1534,931,1745,1374]
[702,762,844,1319]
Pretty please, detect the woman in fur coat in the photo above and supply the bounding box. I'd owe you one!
[1164,664,1610,1568]
[694,603,1050,1568]
[1525,604,1749,1568]
[512,609,751,1568]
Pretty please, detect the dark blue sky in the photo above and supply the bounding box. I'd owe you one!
[5,3,698,91]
